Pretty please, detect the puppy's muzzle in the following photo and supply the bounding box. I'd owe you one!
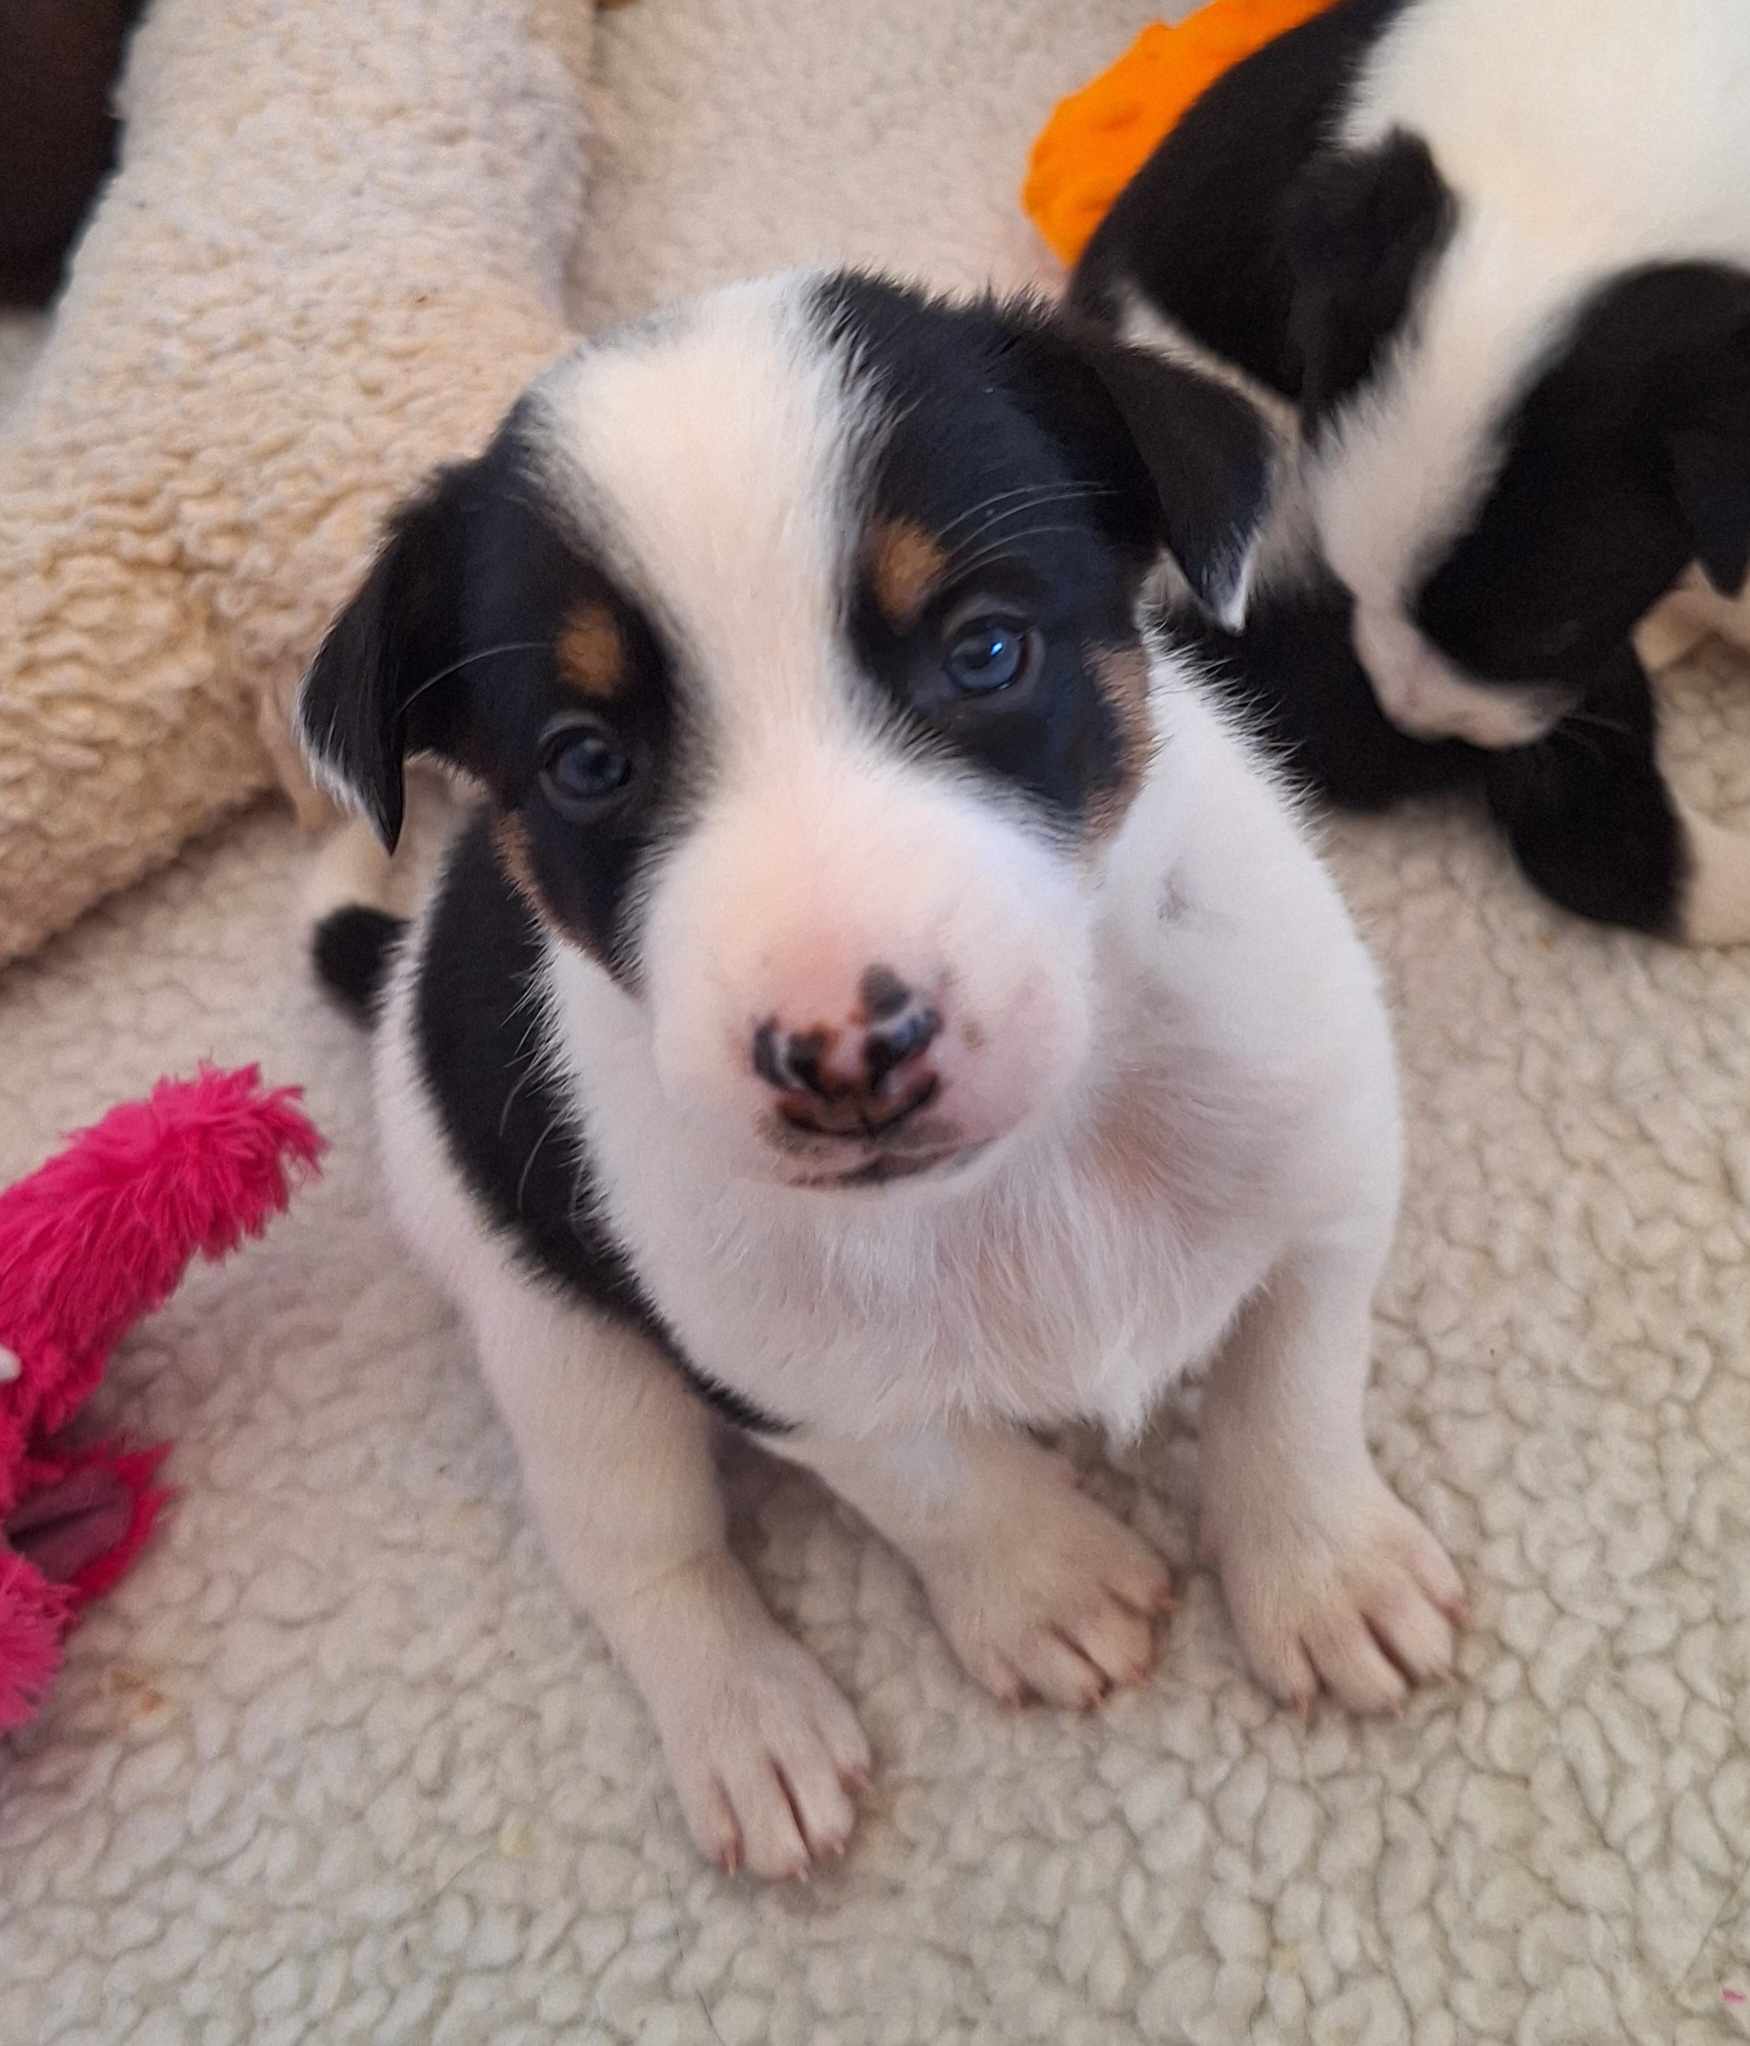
[752,964,942,1140]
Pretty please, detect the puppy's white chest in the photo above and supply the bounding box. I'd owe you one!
[586,1054,1288,1441]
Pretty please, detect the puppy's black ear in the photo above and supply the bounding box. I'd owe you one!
[999,308,1275,629]
[1285,129,1455,423]
[297,462,477,850]
[1083,341,1274,629]
[1666,365,1750,598]
[1606,265,1750,600]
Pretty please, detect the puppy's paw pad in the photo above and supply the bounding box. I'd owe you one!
[1218,1484,1464,1718]
[923,1479,1171,1710]
[662,1632,870,1879]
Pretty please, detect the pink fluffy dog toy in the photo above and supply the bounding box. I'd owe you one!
[0,1065,323,1733]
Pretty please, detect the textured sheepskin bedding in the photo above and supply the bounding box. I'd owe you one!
[3,3,1749,2041]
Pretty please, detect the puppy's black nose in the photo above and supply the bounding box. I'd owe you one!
[753,967,942,1137]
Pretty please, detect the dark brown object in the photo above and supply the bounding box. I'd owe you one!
[0,1,150,306]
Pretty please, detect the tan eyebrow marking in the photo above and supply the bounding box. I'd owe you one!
[867,518,948,630]
[557,601,626,698]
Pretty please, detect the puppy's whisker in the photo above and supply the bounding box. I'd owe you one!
[503,966,549,1032]
[940,491,1117,570]
[934,480,1115,547]
[947,523,1093,585]
[515,1108,569,1216]
[399,641,549,720]
[1550,723,1610,770]
[498,1059,540,1141]
[1557,708,1633,743]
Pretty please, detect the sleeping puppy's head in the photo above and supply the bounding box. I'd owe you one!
[298,270,1270,1191]
[1286,131,1750,749]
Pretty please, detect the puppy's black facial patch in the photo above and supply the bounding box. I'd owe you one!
[494,599,677,987]
[376,421,683,973]
[303,415,684,985]
[817,277,1176,841]
[433,431,682,984]
[1413,263,1750,687]
[848,537,1146,841]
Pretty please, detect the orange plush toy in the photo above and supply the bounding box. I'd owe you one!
[1023,0,1340,270]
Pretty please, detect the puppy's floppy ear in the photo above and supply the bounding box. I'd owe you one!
[297,461,476,850]
[1665,355,1750,599]
[1089,342,1273,629]
[1285,128,1456,424]
[1607,265,1750,600]
[1001,308,1275,630]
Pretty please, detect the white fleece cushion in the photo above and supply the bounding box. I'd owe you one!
[0,0,594,967]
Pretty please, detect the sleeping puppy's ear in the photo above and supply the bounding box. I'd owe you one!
[296,461,477,851]
[1589,264,1750,602]
[1284,129,1456,427]
[1001,307,1275,630]
[1084,339,1275,630]
[1664,321,1750,599]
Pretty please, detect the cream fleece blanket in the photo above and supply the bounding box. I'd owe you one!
[4,3,1750,2042]
[0,0,593,965]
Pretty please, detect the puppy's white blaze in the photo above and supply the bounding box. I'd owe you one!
[1316,0,1750,640]
[532,272,879,758]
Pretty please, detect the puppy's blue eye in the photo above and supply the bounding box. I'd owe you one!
[540,721,634,817]
[944,617,1036,696]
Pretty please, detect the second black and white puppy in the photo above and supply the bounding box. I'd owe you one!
[298,270,1463,1879]
[1075,0,1750,941]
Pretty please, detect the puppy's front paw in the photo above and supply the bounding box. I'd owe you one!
[918,1465,1174,1710]
[1210,1477,1466,1715]
[615,1558,870,1879]
[658,1628,871,1879]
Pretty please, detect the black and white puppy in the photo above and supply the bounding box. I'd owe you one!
[298,270,1462,1880]
[1075,0,1750,941]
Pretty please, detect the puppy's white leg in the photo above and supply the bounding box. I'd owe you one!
[474,1277,869,1877]
[1639,573,1750,672]
[775,1427,1174,1709]
[1678,807,1750,946]
[1353,604,1565,748]
[1199,1245,1465,1715]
